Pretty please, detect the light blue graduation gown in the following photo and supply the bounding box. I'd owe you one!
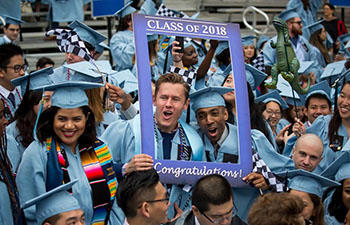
[132,63,162,81]
[100,118,135,165]
[110,0,158,71]
[239,129,294,222]
[286,0,322,27]
[125,114,204,218]
[263,35,321,77]
[323,189,342,225]
[16,141,125,225]
[0,180,15,225]
[310,45,326,81]
[96,111,120,137]
[0,36,11,45]
[6,121,25,173]
[305,115,340,170]
[200,123,239,163]
[276,118,290,137]
[206,67,225,87]
[0,87,22,121]
[6,121,26,157]
[265,120,279,151]
[43,0,86,22]
[232,129,294,222]
[199,123,294,221]
[312,46,326,69]
[110,30,135,72]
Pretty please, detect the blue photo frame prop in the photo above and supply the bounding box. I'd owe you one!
[133,14,252,187]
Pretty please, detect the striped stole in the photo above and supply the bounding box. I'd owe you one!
[46,138,117,225]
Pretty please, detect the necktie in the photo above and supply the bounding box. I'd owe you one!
[213,143,220,160]
[8,93,15,107]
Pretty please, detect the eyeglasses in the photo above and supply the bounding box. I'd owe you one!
[199,206,236,224]
[265,109,282,117]
[4,64,28,73]
[8,28,20,32]
[138,192,170,208]
[291,21,302,25]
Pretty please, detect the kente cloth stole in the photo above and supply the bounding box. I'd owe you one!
[46,137,117,225]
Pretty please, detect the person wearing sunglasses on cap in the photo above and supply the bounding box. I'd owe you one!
[263,8,321,80]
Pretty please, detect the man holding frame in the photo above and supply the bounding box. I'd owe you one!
[103,13,254,221]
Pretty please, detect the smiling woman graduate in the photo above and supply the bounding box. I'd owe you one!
[15,80,125,225]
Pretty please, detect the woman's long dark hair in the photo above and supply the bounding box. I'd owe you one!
[225,82,274,145]
[215,48,231,69]
[117,14,132,32]
[247,83,274,145]
[0,98,26,224]
[36,106,97,150]
[13,90,42,148]
[308,193,325,225]
[324,180,348,223]
[328,81,350,145]
[309,29,331,64]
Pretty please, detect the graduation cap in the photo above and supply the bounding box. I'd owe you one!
[278,7,300,21]
[298,61,313,74]
[34,81,103,109]
[304,80,331,102]
[95,42,110,54]
[320,60,346,84]
[11,67,54,96]
[63,61,115,83]
[304,20,324,36]
[338,33,350,56]
[256,35,269,51]
[184,37,194,49]
[241,35,257,47]
[255,90,289,109]
[2,15,25,25]
[275,77,304,106]
[245,64,267,90]
[207,64,232,87]
[215,41,229,55]
[68,20,107,50]
[22,179,80,225]
[338,33,350,45]
[340,68,350,84]
[276,169,340,198]
[114,1,136,19]
[223,64,233,78]
[321,151,350,182]
[108,69,138,92]
[345,39,350,49]
[120,80,138,94]
[147,34,158,42]
[190,86,233,112]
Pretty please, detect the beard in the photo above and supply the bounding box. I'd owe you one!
[291,25,302,36]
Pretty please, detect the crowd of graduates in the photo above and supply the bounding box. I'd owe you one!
[2,0,350,225]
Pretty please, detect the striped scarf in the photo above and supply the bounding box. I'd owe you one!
[46,137,117,225]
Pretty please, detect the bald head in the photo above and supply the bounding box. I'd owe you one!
[292,134,323,172]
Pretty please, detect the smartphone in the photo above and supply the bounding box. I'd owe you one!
[175,36,184,53]
[287,122,295,136]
